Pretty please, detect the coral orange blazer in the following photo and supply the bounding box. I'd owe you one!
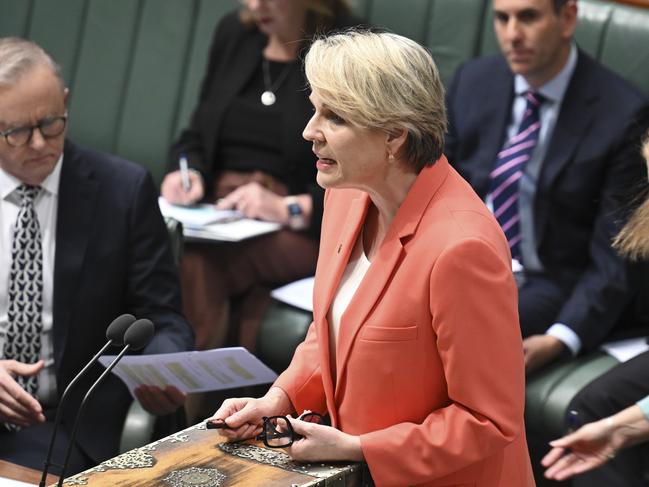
[274,157,535,487]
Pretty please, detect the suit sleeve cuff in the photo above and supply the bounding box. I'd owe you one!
[546,323,581,356]
[637,396,649,421]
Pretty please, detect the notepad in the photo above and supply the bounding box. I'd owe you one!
[158,197,242,228]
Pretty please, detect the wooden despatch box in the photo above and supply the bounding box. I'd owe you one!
[56,422,373,486]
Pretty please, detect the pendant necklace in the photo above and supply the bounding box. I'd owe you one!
[261,58,294,106]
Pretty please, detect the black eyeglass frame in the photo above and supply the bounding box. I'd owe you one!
[255,412,325,448]
[0,115,68,147]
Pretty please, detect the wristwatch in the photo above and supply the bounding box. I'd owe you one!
[285,196,307,230]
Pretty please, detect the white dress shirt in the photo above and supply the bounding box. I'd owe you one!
[328,231,371,368]
[0,156,62,406]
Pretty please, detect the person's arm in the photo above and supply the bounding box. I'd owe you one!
[126,169,193,354]
[542,400,649,481]
[272,321,327,415]
[125,169,194,415]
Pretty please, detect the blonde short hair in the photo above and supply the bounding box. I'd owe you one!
[0,37,63,87]
[304,29,447,172]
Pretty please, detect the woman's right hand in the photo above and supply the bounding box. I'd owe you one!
[542,418,619,480]
[161,170,205,206]
[210,387,292,442]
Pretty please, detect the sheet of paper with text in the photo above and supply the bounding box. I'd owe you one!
[98,347,278,397]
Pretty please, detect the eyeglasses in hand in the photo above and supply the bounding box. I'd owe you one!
[256,412,325,448]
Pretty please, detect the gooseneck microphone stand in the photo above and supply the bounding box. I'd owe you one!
[39,314,136,487]
[56,319,154,486]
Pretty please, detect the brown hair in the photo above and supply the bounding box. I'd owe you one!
[613,132,649,260]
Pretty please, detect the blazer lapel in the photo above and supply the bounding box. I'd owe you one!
[52,141,99,368]
[535,51,597,244]
[312,195,369,323]
[311,194,368,418]
[334,159,451,394]
[471,66,514,197]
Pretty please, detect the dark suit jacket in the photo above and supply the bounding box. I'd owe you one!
[169,11,360,237]
[54,140,193,463]
[445,50,649,351]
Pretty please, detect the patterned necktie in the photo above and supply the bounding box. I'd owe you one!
[4,185,43,399]
[489,91,545,261]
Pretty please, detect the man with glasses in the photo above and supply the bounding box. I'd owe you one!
[0,37,193,474]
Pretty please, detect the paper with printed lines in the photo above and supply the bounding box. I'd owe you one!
[98,347,277,397]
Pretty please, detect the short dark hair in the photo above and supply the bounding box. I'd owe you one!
[552,0,570,13]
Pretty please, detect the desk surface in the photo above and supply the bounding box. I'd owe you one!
[0,459,58,486]
[59,423,370,486]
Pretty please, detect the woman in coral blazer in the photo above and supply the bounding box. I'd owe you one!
[212,30,535,487]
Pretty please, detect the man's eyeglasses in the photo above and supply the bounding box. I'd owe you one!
[0,115,68,147]
[256,412,325,448]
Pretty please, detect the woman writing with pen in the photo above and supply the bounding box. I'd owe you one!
[161,2,360,347]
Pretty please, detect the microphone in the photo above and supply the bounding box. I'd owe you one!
[39,314,136,486]
[57,318,155,485]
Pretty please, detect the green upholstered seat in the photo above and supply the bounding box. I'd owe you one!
[256,302,312,375]
[525,352,620,440]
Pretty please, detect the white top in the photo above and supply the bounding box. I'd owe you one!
[327,231,371,367]
[0,156,63,406]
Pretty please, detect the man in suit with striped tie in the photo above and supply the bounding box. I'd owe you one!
[445,0,649,374]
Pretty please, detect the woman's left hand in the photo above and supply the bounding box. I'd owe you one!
[283,416,364,463]
[216,182,288,223]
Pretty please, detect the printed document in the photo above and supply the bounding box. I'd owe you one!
[98,347,277,397]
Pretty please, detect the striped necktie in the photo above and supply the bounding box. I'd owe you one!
[489,91,545,261]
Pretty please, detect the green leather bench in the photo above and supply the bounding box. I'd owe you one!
[3,0,649,464]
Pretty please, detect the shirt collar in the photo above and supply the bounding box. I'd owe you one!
[514,43,578,104]
[0,153,64,201]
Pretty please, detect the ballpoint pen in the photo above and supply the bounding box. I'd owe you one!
[179,153,191,193]
[566,409,582,432]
